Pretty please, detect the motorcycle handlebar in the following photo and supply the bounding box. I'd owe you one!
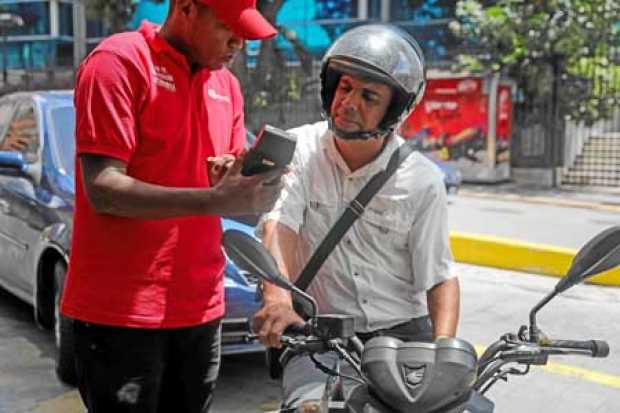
[544,339,610,358]
[283,323,311,337]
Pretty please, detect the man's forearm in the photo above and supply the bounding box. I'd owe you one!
[80,153,283,219]
[427,277,460,337]
[84,167,224,219]
[261,220,301,305]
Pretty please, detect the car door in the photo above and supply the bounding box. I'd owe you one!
[0,98,20,293]
[0,99,44,297]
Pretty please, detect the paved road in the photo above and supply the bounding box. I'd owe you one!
[447,195,620,249]
[2,262,619,413]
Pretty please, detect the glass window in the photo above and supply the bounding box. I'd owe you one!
[390,0,417,22]
[49,105,75,177]
[368,0,382,19]
[389,1,459,66]
[0,101,15,143]
[1,1,51,36]
[315,0,358,41]
[1,101,39,163]
[275,0,361,57]
[59,2,74,36]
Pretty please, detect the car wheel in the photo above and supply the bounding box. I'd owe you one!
[53,261,77,386]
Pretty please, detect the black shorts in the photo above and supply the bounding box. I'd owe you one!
[73,318,221,413]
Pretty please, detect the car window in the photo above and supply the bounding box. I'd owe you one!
[49,105,76,178]
[0,101,39,163]
[0,101,15,146]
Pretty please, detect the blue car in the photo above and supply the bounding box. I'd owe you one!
[0,91,262,385]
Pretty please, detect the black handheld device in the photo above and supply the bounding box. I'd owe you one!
[241,125,297,176]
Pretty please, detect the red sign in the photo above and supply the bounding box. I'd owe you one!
[400,76,512,169]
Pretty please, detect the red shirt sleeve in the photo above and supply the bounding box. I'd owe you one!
[74,51,147,163]
[228,74,247,155]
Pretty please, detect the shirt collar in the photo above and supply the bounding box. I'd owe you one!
[139,20,191,73]
[320,129,401,178]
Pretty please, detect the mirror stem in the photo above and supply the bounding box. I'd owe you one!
[528,290,557,343]
[290,284,319,318]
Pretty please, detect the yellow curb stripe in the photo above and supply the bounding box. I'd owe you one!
[474,345,620,389]
[543,361,620,389]
[450,231,620,287]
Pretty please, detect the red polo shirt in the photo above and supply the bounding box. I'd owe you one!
[61,21,246,328]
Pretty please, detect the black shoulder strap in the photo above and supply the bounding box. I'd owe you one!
[295,139,417,291]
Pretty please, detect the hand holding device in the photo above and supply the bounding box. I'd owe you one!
[241,125,297,176]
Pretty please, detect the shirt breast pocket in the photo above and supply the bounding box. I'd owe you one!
[359,207,410,250]
[303,198,338,249]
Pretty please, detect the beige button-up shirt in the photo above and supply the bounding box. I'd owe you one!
[258,121,454,332]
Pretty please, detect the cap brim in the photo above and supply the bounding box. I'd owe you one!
[235,9,277,40]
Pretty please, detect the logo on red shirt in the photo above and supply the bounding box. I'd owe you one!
[207,88,231,103]
[153,65,176,92]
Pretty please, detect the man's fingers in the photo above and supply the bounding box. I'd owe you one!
[259,167,287,184]
[224,152,245,176]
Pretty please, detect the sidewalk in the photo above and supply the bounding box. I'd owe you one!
[450,182,620,287]
[460,182,620,213]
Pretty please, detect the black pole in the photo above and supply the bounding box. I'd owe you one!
[550,55,561,188]
[2,29,6,85]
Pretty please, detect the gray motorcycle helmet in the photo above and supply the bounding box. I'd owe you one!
[320,24,427,139]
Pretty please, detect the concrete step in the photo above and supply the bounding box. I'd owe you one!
[579,150,620,158]
[584,139,620,143]
[563,171,620,181]
[562,175,620,186]
[582,145,620,151]
[574,153,620,161]
[569,163,620,173]
[588,132,620,140]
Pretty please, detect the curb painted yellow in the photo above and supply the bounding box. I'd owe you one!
[450,231,620,287]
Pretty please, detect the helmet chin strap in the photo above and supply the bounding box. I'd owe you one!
[328,118,391,140]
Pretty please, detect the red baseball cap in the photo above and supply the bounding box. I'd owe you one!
[199,0,277,40]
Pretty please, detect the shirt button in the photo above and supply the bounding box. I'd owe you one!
[353,272,359,277]
[346,239,352,245]
[362,299,368,304]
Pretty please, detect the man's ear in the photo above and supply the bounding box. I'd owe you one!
[176,0,195,17]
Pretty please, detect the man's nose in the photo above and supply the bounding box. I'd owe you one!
[341,90,360,110]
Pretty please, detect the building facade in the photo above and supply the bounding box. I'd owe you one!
[0,0,457,72]
[0,0,112,71]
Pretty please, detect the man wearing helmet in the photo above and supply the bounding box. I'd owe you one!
[253,24,460,408]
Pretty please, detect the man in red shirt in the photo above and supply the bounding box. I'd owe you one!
[61,1,281,412]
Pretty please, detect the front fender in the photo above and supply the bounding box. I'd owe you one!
[40,222,71,258]
[33,223,70,328]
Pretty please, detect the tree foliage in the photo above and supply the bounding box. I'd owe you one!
[451,0,620,125]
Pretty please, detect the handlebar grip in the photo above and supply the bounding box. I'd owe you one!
[547,340,610,358]
[283,323,309,337]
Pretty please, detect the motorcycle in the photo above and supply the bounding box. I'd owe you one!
[222,226,619,412]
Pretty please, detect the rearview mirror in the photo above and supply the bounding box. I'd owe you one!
[222,229,318,317]
[556,226,620,293]
[222,229,295,292]
[529,226,620,342]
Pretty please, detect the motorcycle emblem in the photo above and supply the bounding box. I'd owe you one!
[403,365,426,387]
